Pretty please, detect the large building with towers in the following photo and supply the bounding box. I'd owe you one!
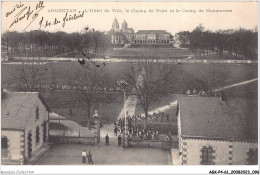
[110,18,134,45]
[109,18,171,46]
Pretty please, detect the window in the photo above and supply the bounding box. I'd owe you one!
[1,137,8,157]
[35,105,39,120]
[36,126,40,144]
[201,146,213,165]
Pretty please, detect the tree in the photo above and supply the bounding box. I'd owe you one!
[67,62,107,129]
[176,31,190,46]
[198,64,230,96]
[124,60,173,128]
[65,26,109,129]
[190,24,205,58]
[8,55,48,93]
[1,29,111,58]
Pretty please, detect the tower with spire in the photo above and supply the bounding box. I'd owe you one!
[112,17,120,32]
[110,18,134,44]
[122,19,128,32]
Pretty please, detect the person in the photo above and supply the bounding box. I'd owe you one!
[105,134,109,145]
[118,134,122,146]
[114,126,118,136]
[87,151,94,165]
[166,114,169,121]
[82,150,87,163]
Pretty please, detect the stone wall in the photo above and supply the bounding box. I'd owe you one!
[24,97,49,159]
[49,136,96,145]
[180,138,258,165]
[1,129,23,161]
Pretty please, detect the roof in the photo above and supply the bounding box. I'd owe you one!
[1,92,51,130]
[178,96,258,141]
[125,28,134,32]
[135,30,169,34]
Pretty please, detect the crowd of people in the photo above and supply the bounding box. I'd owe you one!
[112,112,173,127]
[113,117,164,142]
[131,112,171,123]
[128,128,160,141]
[7,83,124,92]
[186,89,206,96]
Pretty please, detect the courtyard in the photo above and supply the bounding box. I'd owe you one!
[38,142,171,165]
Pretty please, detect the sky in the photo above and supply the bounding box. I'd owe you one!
[1,1,258,35]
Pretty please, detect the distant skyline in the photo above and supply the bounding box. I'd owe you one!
[1,1,258,34]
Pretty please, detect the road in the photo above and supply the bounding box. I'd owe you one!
[8,57,257,64]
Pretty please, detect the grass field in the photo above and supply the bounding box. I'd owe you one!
[2,61,257,124]
[2,62,257,92]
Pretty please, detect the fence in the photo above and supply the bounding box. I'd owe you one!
[128,140,178,149]
[131,121,178,134]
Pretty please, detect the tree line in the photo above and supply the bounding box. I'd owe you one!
[176,24,258,60]
[1,30,111,58]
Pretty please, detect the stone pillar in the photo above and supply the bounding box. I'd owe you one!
[93,110,100,145]
[124,118,129,148]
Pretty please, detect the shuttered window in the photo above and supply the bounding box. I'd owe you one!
[202,146,213,165]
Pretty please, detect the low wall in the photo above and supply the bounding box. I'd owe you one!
[49,136,96,145]
[128,140,178,149]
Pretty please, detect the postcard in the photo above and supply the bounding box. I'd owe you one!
[1,1,258,174]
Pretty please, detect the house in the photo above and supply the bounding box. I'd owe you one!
[177,95,258,165]
[1,91,51,164]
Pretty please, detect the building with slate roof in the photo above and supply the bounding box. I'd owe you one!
[1,91,50,164]
[134,30,171,45]
[176,95,258,165]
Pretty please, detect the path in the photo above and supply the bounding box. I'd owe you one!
[10,57,257,64]
[213,78,258,92]
[140,100,177,116]
[100,95,137,142]
[117,95,138,120]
